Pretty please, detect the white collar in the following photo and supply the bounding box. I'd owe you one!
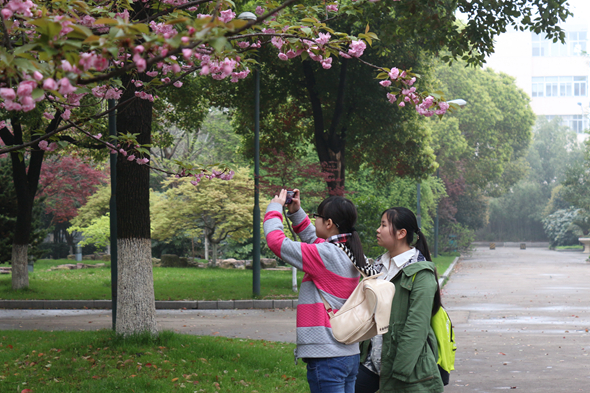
[384,248,415,268]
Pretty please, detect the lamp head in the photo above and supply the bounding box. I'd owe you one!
[446,99,467,108]
[237,11,257,20]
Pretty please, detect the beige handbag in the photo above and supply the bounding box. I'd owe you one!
[320,267,395,345]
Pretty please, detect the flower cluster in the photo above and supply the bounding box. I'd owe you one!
[1,0,36,18]
[379,67,449,116]
[187,169,235,186]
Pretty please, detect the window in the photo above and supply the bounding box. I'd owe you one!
[532,31,587,56]
[545,115,588,133]
[532,77,587,97]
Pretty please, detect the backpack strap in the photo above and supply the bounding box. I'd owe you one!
[320,242,383,317]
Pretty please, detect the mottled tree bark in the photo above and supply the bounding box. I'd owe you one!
[115,70,157,335]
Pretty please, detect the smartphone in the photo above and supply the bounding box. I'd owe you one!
[286,191,295,204]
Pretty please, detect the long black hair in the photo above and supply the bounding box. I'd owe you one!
[382,207,441,315]
[317,196,366,268]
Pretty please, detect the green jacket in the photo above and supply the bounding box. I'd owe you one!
[360,259,444,393]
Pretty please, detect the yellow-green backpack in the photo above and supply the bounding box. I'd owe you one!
[430,306,456,385]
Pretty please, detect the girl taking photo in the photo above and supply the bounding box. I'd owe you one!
[264,189,367,393]
[355,207,444,393]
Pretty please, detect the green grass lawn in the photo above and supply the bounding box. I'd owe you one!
[0,330,308,392]
[555,245,584,250]
[0,254,458,301]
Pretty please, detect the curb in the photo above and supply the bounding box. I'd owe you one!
[438,256,460,287]
[0,299,299,310]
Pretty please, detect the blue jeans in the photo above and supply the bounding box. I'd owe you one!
[306,354,360,393]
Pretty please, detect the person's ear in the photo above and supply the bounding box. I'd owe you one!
[397,228,407,240]
[326,218,335,229]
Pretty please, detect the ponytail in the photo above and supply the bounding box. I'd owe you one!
[346,230,367,268]
[414,228,432,262]
[383,208,441,315]
[414,228,441,315]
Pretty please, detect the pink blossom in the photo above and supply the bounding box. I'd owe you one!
[43,112,54,120]
[286,49,303,59]
[182,48,193,59]
[255,6,264,15]
[58,78,77,95]
[118,148,127,156]
[146,71,159,77]
[172,63,181,73]
[387,93,396,104]
[6,0,35,17]
[321,57,333,69]
[237,41,250,49]
[388,68,400,80]
[95,133,102,139]
[136,157,149,165]
[173,81,183,88]
[161,77,171,83]
[326,2,338,12]
[278,53,288,61]
[380,80,392,87]
[38,140,49,150]
[32,71,43,81]
[134,91,154,102]
[1,9,13,19]
[20,96,35,112]
[134,80,143,87]
[17,81,36,97]
[61,109,71,120]
[127,154,136,161]
[0,88,16,101]
[133,54,147,73]
[339,51,352,59]
[398,102,405,107]
[3,101,22,111]
[315,32,331,47]
[149,21,177,39]
[61,60,74,73]
[219,9,235,23]
[271,36,284,49]
[348,40,366,57]
[134,45,145,54]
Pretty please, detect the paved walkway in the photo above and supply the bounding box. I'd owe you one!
[443,247,590,392]
[2,247,589,391]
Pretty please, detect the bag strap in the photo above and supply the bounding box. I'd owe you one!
[320,243,384,318]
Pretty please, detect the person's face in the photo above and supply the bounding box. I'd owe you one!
[314,213,337,239]
[376,213,406,250]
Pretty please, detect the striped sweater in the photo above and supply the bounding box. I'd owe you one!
[263,202,361,359]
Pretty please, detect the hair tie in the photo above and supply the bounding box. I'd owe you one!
[350,227,357,232]
[416,227,421,234]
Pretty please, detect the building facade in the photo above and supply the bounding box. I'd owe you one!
[484,0,590,137]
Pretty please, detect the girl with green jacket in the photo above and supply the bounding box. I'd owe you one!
[355,207,444,393]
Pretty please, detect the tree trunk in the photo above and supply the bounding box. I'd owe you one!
[115,69,157,336]
[210,239,218,267]
[302,60,348,194]
[204,233,209,263]
[1,117,59,289]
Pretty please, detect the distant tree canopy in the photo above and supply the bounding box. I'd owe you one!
[478,117,584,242]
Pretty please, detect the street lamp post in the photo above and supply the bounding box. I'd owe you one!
[108,98,118,330]
[433,99,467,258]
[237,12,261,296]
